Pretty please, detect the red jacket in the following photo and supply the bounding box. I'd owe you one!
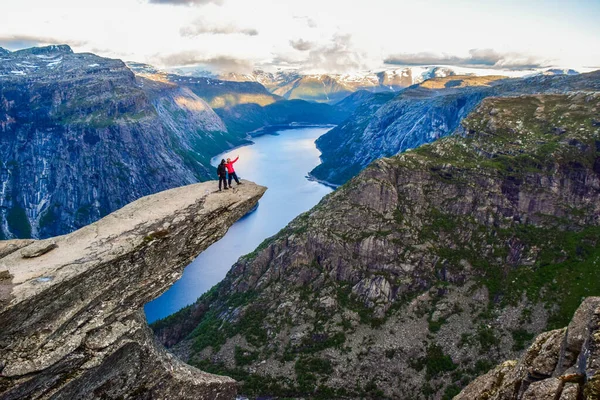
[225,157,238,173]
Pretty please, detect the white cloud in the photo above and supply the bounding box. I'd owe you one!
[0,0,597,73]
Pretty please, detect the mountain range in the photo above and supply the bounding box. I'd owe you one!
[222,67,457,104]
[0,46,346,239]
[312,71,600,185]
[2,43,600,400]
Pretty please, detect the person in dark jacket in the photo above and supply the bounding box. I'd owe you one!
[217,159,228,191]
[225,156,242,186]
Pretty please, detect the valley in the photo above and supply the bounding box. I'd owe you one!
[1,38,599,400]
[145,125,333,323]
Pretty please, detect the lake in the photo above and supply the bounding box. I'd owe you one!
[144,126,334,323]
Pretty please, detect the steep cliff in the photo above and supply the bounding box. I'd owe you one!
[312,71,600,185]
[0,181,266,399]
[456,297,600,399]
[0,46,245,239]
[154,92,600,398]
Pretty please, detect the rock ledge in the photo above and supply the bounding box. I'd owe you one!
[0,180,266,399]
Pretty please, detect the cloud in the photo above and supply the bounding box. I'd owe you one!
[156,51,253,73]
[289,39,312,51]
[148,0,223,5]
[384,48,550,70]
[180,18,258,37]
[0,34,86,50]
[302,34,366,73]
[293,16,318,28]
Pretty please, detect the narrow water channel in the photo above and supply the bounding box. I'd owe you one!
[144,125,334,323]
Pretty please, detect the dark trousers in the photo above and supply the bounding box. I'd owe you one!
[219,176,228,190]
[228,172,240,186]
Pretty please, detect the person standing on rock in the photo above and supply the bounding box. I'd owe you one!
[226,155,242,187]
[217,159,228,191]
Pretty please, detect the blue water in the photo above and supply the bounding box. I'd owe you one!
[144,126,333,323]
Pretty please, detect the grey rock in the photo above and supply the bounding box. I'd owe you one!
[20,241,58,258]
[0,180,266,399]
[455,298,600,400]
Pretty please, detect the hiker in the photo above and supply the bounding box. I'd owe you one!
[225,155,242,187]
[217,159,228,191]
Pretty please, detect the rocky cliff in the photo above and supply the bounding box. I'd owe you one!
[0,180,266,399]
[153,92,600,399]
[0,46,248,239]
[312,71,600,185]
[456,297,600,399]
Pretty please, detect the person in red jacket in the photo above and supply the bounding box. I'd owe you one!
[225,155,242,186]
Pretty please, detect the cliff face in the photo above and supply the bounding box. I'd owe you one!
[0,181,266,399]
[456,297,600,399]
[312,71,600,185]
[0,46,245,240]
[154,93,600,398]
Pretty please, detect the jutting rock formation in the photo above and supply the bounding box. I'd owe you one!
[0,181,266,399]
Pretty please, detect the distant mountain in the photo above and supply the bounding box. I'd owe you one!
[0,47,9,56]
[0,46,246,239]
[311,71,600,185]
[542,68,580,76]
[216,99,349,137]
[128,63,281,109]
[221,67,457,104]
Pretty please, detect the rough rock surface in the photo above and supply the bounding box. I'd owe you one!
[455,297,600,400]
[154,93,600,399]
[0,180,266,399]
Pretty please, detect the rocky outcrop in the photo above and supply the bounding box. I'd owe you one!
[455,297,600,399]
[0,181,266,399]
[154,93,600,399]
[311,70,600,185]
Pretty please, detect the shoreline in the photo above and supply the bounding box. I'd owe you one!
[306,172,340,189]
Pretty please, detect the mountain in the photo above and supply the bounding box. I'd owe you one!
[0,46,246,239]
[312,71,600,185]
[221,67,457,104]
[542,68,580,76]
[129,63,281,109]
[153,91,600,398]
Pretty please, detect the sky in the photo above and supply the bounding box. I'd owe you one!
[0,0,599,74]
